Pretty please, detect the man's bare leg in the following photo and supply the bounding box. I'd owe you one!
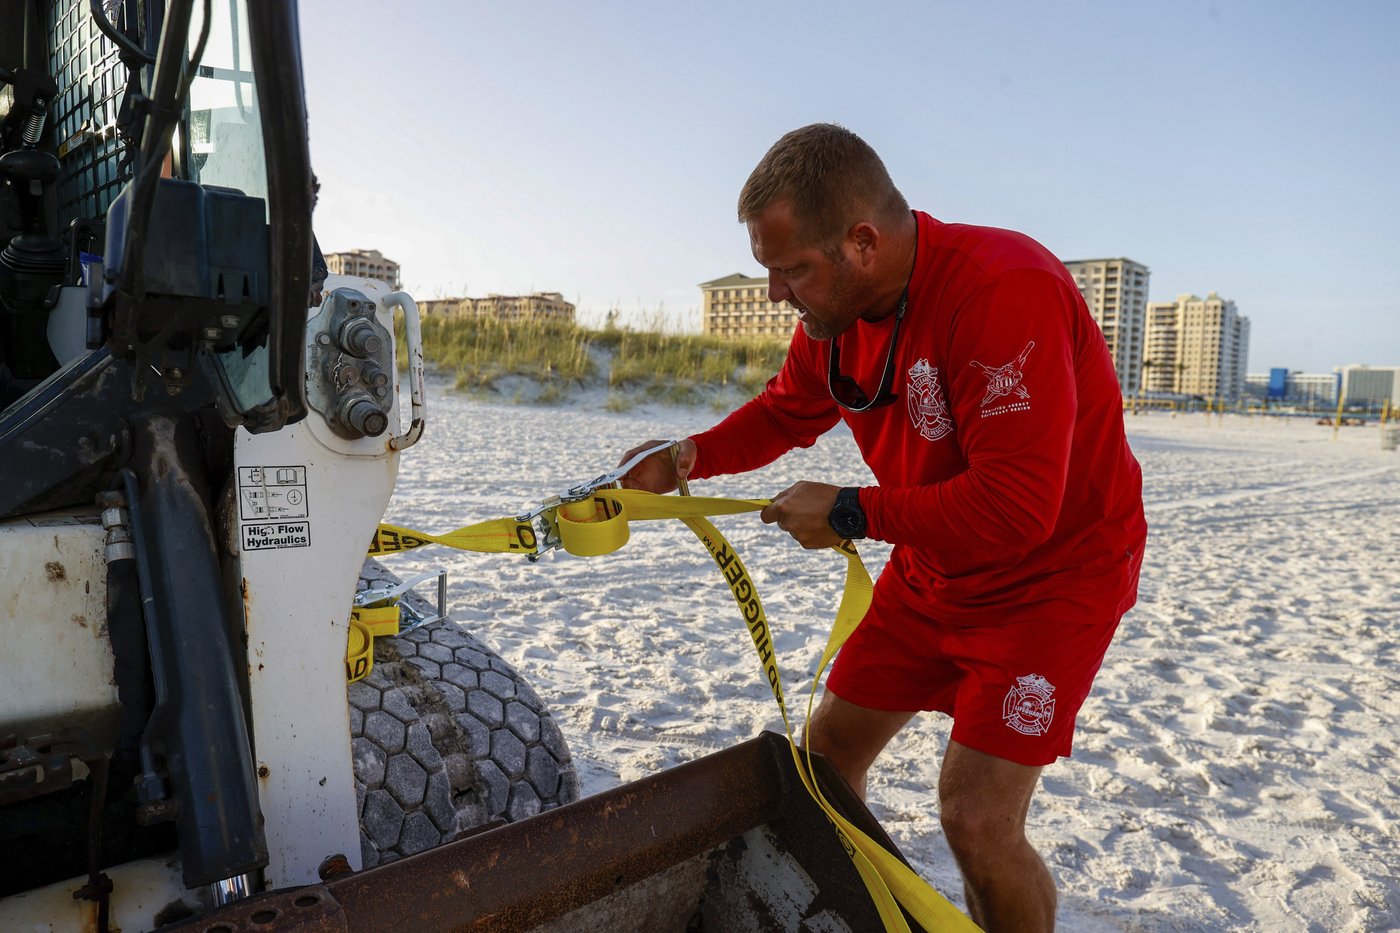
[803,691,915,801]
[806,695,1054,929]
[939,740,1055,932]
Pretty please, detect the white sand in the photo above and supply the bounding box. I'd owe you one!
[383,379,1400,931]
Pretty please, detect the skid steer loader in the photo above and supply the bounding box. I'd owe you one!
[0,2,943,930]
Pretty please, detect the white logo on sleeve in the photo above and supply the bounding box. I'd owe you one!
[970,340,1035,415]
[906,358,954,441]
[1003,673,1056,736]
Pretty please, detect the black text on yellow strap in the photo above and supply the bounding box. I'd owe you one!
[695,527,786,719]
[368,527,430,554]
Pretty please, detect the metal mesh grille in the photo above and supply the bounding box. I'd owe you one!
[47,0,133,227]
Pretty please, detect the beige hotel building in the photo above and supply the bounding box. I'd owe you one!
[700,273,798,339]
[417,292,576,323]
[324,249,401,290]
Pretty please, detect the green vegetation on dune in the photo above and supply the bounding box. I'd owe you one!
[405,314,789,406]
[415,315,596,387]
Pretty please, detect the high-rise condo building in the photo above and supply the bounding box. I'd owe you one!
[1142,293,1250,400]
[1062,258,1150,396]
[700,274,798,339]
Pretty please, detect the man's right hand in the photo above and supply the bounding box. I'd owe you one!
[616,438,696,493]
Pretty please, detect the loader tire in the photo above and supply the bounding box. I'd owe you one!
[349,559,579,868]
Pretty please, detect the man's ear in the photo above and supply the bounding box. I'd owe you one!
[848,221,880,267]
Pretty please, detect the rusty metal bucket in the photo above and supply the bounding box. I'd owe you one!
[168,732,930,932]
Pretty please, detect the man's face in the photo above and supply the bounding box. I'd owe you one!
[748,200,867,341]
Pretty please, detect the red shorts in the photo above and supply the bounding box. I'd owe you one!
[825,552,1140,767]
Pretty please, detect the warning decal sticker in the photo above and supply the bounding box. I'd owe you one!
[238,466,309,521]
[239,466,311,551]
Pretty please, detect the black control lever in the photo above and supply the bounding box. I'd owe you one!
[0,148,59,236]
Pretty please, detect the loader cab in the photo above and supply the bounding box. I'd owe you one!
[0,0,313,519]
[0,0,302,409]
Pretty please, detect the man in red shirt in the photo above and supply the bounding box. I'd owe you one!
[622,123,1145,932]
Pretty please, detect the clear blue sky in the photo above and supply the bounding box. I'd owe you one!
[298,1,1398,374]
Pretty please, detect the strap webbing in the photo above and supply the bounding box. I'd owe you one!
[370,489,979,931]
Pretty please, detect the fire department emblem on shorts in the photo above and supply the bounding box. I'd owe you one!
[970,341,1035,407]
[906,358,953,441]
[1003,673,1056,736]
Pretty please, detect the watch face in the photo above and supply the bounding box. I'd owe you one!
[829,488,866,539]
[830,503,864,538]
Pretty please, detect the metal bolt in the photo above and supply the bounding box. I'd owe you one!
[340,396,388,437]
[337,318,382,357]
[318,855,353,881]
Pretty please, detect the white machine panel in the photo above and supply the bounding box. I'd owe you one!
[0,508,119,743]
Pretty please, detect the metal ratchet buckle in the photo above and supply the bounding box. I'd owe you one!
[354,569,449,633]
[514,440,689,562]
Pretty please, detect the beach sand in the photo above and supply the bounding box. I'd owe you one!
[382,383,1400,931]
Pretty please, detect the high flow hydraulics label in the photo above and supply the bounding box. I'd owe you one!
[238,466,311,551]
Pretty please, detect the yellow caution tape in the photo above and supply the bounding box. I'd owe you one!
[684,514,979,932]
[352,604,402,638]
[346,619,373,684]
[371,489,979,932]
[344,605,402,684]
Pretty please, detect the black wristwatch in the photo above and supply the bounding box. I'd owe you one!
[827,487,867,540]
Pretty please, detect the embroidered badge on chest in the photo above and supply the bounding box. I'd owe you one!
[906,358,954,441]
[970,340,1035,416]
[1003,673,1056,736]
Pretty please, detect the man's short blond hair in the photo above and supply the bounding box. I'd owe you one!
[738,124,909,252]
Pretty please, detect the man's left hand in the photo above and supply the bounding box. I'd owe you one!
[761,481,843,549]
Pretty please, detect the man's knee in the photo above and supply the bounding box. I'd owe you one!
[939,794,1024,863]
[803,693,916,789]
[937,742,1041,865]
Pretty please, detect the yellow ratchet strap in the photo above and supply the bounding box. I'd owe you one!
[345,605,400,683]
[371,489,978,932]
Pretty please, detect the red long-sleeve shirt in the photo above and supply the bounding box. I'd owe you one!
[690,212,1146,622]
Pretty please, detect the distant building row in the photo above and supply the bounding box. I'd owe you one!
[323,250,576,324]
[701,258,1252,400]
[1244,370,1337,405]
[337,250,1391,408]
[418,292,575,323]
[1246,365,1400,409]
